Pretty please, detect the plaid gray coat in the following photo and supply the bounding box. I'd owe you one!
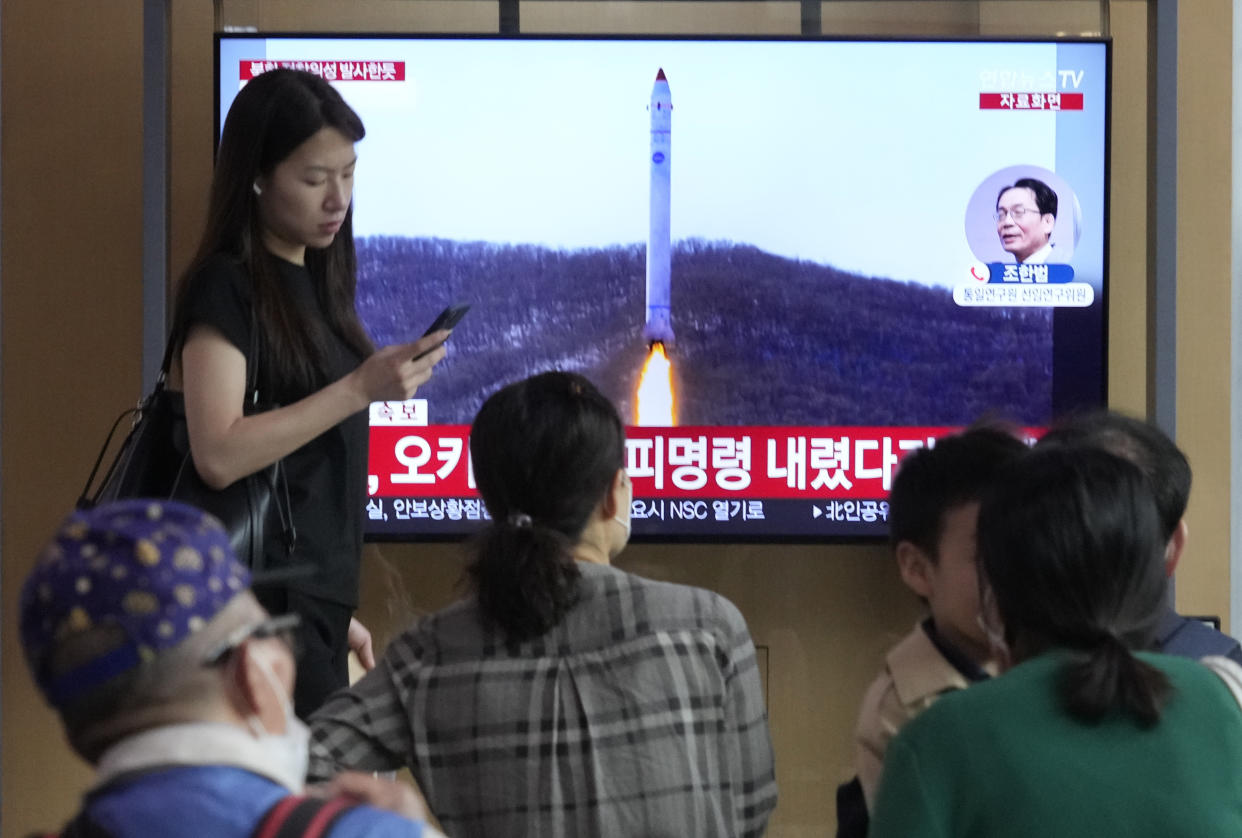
[309,562,777,837]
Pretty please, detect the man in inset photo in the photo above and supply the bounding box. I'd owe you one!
[994,177,1057,264]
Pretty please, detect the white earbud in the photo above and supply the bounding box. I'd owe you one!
[252,182,263,196]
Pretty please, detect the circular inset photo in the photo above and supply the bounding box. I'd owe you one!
[965,165,1082,265]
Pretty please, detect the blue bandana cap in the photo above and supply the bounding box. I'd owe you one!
[20,499,251,708]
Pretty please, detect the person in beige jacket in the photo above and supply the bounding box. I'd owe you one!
[836,426,1026,837]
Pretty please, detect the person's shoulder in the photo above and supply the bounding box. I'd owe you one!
[389,597,482,660]
[179,252,250,311]
[1141,649,1242,692]
[894,652,1050,739]
[598,563,748,631]
[1159,612,1242,662]
[883,622,937,670]
[855,625,958,741]
[882,657,1013,752]
[186,252,247,286]
[1141,653,1242,750]
[576,564,756,661]
[856,661,900,734]
[883,623,975,705]
[329,804,439,837]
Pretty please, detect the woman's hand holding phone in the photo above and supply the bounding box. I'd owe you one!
[351,331,448,405]
[348,305,468,406]
[413,303,470,360]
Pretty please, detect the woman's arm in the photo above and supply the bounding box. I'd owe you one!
[307,648,417,782]
[181,323,449,489]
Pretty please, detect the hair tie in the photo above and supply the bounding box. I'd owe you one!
[508,512,533,529]
[1086,626,1128,653]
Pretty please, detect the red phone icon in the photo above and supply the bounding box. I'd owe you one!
[970,265,988,282]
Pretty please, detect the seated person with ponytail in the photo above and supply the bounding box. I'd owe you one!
[869,446,1242,838]
[307,371,777,838]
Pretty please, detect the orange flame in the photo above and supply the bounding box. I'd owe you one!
[636,342,676,426]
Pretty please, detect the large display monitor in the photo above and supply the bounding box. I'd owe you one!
[215,34,1110,541]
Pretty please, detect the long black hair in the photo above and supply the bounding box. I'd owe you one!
[173,68,374,395]
[978,445,1172,726]
[467,371,626,643]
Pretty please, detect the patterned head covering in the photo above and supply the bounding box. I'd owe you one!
[20,499,251,708]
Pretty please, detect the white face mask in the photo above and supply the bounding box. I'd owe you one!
[612,473,632,546]
[976,612,1009,658]
[976,586,1012,668]
[246,650,310,793]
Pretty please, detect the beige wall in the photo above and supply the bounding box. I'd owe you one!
[0,1,146,832]
[1175,2,1235,631]
[0,1,1227,836]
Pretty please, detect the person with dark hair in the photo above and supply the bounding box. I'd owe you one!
[307,371,777,837]
[836,426,1026,837]
[19,499,443,838]
[995,176,1058,263]
[1037,409,1242,663]
[169,69,450,717]
[869,447,1242,837]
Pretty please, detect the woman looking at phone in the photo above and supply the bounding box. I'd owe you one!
[169,68,448,716]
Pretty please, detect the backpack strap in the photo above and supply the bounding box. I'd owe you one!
[251,795,360,838]
[1202,654,1242,710]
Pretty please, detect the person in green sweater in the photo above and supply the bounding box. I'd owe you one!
[869,445,1242,838]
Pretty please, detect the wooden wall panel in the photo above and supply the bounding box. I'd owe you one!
[1175,0,1234,630]
[0,3,145,834]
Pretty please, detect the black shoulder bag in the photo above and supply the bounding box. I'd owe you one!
[78,322,296,572]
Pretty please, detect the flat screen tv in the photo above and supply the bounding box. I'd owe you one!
[215,34,1110,541]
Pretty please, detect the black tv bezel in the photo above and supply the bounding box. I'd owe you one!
[212,31,1111,546]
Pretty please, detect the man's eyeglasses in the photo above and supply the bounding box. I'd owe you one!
[994,206,1044,222]
[202,612,302,666]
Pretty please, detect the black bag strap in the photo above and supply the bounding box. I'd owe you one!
[77,401,146,509]
[251,795,361,838]
[76,318,184,509]
[76,323,234,509]
[79,296,296,558]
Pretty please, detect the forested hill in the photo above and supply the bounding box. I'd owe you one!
[356,236,1053,426]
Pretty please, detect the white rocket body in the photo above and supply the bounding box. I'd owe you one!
[645,68,674,345]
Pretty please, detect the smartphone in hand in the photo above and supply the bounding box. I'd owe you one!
[413,303,470,360]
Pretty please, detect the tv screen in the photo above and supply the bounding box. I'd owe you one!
[215,34,1109,541]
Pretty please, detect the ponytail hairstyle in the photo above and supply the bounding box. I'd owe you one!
[467,371,626,643]
[977,445,1172,726]
[173,68,374,397]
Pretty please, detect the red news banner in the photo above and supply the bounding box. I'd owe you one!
[240,60,405,82]
[979,92,1083,111]
[367,425,963,500]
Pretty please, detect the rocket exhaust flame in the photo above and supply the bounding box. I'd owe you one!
[636,342,676,426]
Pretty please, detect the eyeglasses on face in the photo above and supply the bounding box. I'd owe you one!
[994,206,1044,223]
[202,612,303,666]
